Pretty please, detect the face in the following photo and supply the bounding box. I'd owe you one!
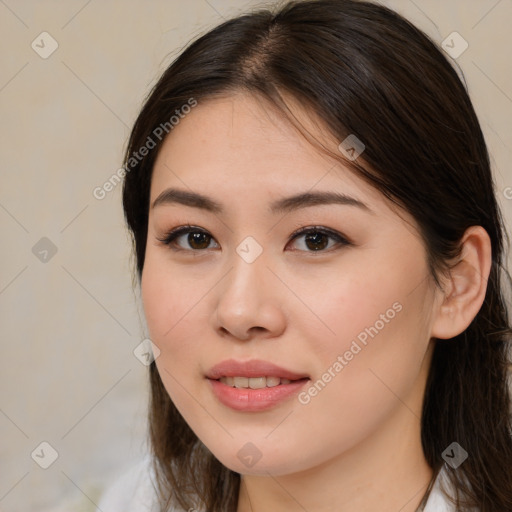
[141,92,441,476]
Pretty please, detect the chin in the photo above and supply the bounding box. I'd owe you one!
[202,438,317,477]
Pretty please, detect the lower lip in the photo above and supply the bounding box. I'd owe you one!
[207,378,309,412]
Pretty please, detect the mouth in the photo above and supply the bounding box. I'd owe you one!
[205,359,310,411]
[216,375,308,388]
[205,358,310,382]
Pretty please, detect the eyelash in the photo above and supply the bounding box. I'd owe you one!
[156,224,351,254]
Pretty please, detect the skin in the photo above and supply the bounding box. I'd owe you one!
[141,92,491,512]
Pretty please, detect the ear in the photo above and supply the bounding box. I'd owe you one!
[431,226,492,340]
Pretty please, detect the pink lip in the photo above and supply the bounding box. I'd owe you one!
[205,359,310,412]
[206,358,309,380]
[207,378,309,412]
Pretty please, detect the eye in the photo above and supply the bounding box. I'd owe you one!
[287,226,351,253]
[156,225,351,253]
[156,225,218,251]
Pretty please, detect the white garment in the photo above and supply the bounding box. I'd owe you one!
[98,456,161,512]
[423,464,458,512]
[97,456,463,512]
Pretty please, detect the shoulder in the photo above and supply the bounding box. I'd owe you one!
[423,465,479,512]
[98,455,205,512]
[97,455,161,512]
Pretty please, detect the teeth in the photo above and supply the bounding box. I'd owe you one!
[266,376,281,387]
[219,376,295,388]
[249,377,266,389]
[233,376,249,388]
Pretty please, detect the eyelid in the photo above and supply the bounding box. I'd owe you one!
[289,225,349,242]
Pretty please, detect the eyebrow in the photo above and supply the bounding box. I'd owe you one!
[151,187,373,215]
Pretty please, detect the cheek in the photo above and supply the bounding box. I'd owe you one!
[312,260,423,337]
[141,251,201,338]
[291,273,433,463]
[140,251,220,380]
[310,248,433,396]
[141,258,209,420]
[141,256,202,370]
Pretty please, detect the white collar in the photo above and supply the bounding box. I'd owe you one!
[423,465,478,512]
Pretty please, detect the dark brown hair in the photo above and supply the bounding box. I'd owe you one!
[122,1,512,510]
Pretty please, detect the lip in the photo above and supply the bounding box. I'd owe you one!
[206,358,309,380]
[206,359,310,412]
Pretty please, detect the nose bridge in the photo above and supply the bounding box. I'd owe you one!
[214,235,285,339]
[224,235,268,303]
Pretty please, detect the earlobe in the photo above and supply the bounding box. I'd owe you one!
[430,226,492,340]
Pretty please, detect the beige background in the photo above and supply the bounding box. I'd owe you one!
[0,1,511,511]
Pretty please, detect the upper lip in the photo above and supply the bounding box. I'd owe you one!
[206,359,309,380]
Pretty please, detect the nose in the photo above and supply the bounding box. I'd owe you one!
[214,246,287,342]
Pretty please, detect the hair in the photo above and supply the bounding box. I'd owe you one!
[121,0,512,510]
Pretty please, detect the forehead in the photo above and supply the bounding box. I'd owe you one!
[153,94,333,175]
[149,93,400,220]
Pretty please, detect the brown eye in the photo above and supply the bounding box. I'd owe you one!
[303,231,330,251]
[186,231,212,250]
[157,226,218,251]
[288,227,350,253]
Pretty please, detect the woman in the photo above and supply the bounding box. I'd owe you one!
[99,0,512,510]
